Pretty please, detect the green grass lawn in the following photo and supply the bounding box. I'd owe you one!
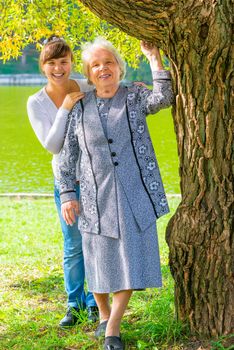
[1,197,231,350]
[0,86,180,194]
[0,197,182,350]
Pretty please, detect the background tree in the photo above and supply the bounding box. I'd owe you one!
[1,0,233,338]
[0,0,140,68]
[79,0,234,338]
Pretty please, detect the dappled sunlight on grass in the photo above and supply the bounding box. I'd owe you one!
[1,197,182,349]
[1,197,228,349]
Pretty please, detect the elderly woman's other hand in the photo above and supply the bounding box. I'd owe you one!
[140,41,164,71]
[61,200,80,225]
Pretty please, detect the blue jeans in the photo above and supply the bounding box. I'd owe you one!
[54,179,96,309]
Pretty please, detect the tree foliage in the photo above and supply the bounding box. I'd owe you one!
[0,0,141,69]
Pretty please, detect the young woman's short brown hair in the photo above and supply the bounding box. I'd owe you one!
[39,36,73,70]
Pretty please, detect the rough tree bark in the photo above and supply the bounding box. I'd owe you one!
[80,0,234,337]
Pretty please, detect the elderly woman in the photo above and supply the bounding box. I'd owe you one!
[59,38,174,350]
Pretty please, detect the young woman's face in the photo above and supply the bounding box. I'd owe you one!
[88,48,121,89]
[42,54,72,85]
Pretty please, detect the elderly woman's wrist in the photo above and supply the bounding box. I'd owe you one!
[60,190,77,204]
[149,56,164,71]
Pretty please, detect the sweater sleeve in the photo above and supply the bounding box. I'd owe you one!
[59,106,80,204]
[137,70,174,115]
[27,95,70,154]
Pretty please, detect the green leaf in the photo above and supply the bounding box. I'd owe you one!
[0,0,141,68]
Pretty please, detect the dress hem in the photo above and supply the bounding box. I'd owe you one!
[88,283,163,294]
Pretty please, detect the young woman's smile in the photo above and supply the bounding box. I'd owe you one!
[42,54,72,84]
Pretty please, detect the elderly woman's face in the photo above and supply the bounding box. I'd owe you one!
[88,48,121,89]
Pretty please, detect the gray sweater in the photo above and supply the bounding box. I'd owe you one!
[27,79,93,179]
[59,70,174,237]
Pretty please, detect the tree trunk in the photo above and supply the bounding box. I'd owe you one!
[165,3,233,336]
[80,0,234,337]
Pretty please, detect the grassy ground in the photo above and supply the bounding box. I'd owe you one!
[0,197,232,350]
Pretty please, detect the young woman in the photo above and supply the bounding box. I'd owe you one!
[27,36,98,327]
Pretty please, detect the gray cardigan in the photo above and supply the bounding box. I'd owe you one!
[59,70,174,237]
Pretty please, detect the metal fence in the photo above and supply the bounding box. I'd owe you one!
[0,73,84,86]
[0,74,47,86]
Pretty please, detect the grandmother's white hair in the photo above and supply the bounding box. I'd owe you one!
[81,37,126,84]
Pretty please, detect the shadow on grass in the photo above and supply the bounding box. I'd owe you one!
[0,319,101,350]
[0,316,187,350]
[9,274,64,295]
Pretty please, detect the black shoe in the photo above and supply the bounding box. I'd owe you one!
[104,336,124,350]
[59,307,80,327]
[87,306,99,323]
[94,320,108,337]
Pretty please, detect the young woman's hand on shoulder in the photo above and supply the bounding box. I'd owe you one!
[62,91,85,111]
